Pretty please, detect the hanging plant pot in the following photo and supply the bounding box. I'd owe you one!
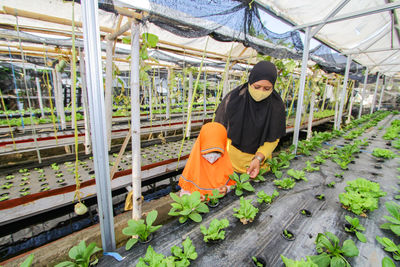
[281,229,295,241]
[139,233,153,244]
[300,209,312,217]
[251,256,267,267]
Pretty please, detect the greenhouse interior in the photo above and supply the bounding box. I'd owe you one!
[1,0,400,266]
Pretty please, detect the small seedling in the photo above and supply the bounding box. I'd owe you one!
[233,196,259,224]
[327,181,336,188]
[316,194,325,200]
[19,168,28,173]
[229,173,255,196]
[5,175,14,180]
[335,172,344,178]
[287,169,307,181]
[51,163,60,171]
[200,218,229,242]
[168,191,209,223]
[122,210,162,250]
[54,240,101,267]
[252,256,265,267]
[312,155,326,165]
[344,215,366,243]
[380,201,400,236]
[303,161,320,172]
[253,168,267,182]
[204,189,224,206]
[283,229,294,239]
[273,178,296,190]
[376,236,400,260]
[281,255,317,267]
[257,190,279,204]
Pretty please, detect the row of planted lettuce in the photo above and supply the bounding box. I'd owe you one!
[8,112,399,267]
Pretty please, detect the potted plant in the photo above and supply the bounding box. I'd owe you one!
[122,210,162,250]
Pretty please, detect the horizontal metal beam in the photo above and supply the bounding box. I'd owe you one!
[345,47,400,55]
[293,2,400,30]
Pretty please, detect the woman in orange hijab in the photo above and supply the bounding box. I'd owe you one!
[178,122,235,197]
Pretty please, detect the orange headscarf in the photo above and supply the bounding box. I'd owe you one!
[178,122,235,196]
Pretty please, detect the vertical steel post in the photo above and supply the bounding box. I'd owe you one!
[186,71,193,138]
[35,76,45,117]
[79,52,91,154]
[130,21,142,220]
[292,27,310,154]
[358,67,368,119]
[306,92,316,140]
[378,76,385,110]
[337,55,351,130]
[346,85,355,124]
[149,84,153,121]
[371,73,380,114]
[81,0,115,251]
[105,39,113,150]
[166,68,171,120]
[203,71,207,119]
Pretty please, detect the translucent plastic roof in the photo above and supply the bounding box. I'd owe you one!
[258,0,400,77]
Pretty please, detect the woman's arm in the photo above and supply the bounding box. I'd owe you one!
[247,139,279,178]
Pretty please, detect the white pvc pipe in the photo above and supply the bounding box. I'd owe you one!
[346,85,355,124]
[186,71,193,138]
[292,27,310,154]
[371,73,380,114]
[130,21,142,220]
[166,68,171,120]
[358,67,369,119]
[337,56,351,129]
[306,92,316,140]
[35,76,45,117]
[378,79,385,110]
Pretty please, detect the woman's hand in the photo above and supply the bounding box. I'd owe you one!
[247,158,260,179]
[218,185,227,196]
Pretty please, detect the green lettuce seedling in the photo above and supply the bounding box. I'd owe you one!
[380,201,400,236]
[273,178,296,190]
[372,148,397,159]
[309,232,359,267]
[200,218,229,242]
[257,190,279,204]
[168,191,209,223]
[382,256,396,267]
[54,240,101,267]
[344,215,366,243]
[233,196,259,224]
[376,236,400,260]
[229,173,255,196]
[312,155,326,165]
[122,210,162,250]
[253,168,267,182]
[204,189,224,206]
[281,255,317,267]
[170,237,198,266]
[287,169,307,182]
[303,161,320,172]
[136,245,166,267]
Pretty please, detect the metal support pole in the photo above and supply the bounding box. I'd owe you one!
[371,73,380,114]
[105,39,113,150]
[292,27,310,154]
[346,85,355,124]
[337,55,351,130]
[81,0,115,251]
[223,73,229,97]
[358,67,369,119]
[186,71,193,138]
[378,77,385,110]
[79,52,91,154]
[149,84,152,121]
[203,71,207,119]
[35,76,45,117]
[306,92,316,140]
[166,68,171,120]
[130,21,142,220]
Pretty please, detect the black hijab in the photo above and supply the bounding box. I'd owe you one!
[215,61,286,154]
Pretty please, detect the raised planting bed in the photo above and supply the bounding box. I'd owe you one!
[96,111,400,267]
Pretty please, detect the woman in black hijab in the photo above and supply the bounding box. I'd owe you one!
[215,61,286,178]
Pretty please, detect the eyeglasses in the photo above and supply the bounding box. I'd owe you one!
[253,85,273,91]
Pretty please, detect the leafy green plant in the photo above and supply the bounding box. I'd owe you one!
[19,253,34,267]
[281,255,317,267]
[252,256,265,267]
[312,155,326,165]
[200,218,229,242]
[170,237,198,266]
[257,190,279,204]
[316,194,325,200]
[303,161,320,172]
[327,181,336,188]
[54,240,101,267]
[5,175,14,180]
[122,210,162,250]
[339,178,386,215]
[229,173,255,196]
[380,201,400,236]
[136,245,167,267]
[372,148,397,159]
[253,168,267,182]
[376,236,400,260]
[51,163,60,171]
[382,256,396,267]
[273,178,296,190]
[266,157,284,178]
[168,191,209,223]
[233,196,259,224]
[287,169,307,181]
[204,189,224,206]
[344,215,366,243]
[283,229,293,239]
[19,168,28,173]
[335,172,344,178]
[309,232,359,267]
